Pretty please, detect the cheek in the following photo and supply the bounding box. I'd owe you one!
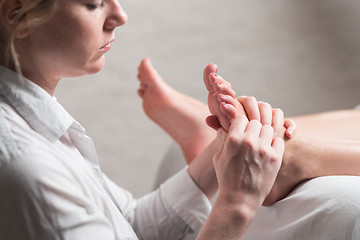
[45,27,97,62]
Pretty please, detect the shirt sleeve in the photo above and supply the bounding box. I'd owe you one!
[106,167,212,240]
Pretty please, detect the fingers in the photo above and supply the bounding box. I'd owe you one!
[227,117,283,163]
[236,97,293,140]
[228,115,249,138]
[237,96,260,121]
[284,118,296,138]
[245,119,262,137]
[271,108,284,136]
[205,115,221,130]
[259,125,275,146]
[258,101,272,126]
[271,137,285,159]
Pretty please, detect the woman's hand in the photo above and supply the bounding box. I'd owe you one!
[214,117,285,209]
[237,96,296,139]
[235,96,299,206]
[197,116,285,240]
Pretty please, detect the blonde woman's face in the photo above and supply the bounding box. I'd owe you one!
[20,0,127,78]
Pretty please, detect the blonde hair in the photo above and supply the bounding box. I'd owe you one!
[0,0,58,74]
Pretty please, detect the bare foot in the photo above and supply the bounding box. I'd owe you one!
[137,58,216,164]
[203,67,246,131]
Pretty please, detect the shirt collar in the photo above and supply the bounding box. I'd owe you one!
[0,66,74,142]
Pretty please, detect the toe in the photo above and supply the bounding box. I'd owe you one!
[203,63,218,93]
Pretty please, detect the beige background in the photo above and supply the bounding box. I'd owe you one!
[56,0,360,197]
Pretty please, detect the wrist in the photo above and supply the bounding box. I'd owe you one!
[197,192,256,240]
[187,137,221,200]
[214,192,258,228]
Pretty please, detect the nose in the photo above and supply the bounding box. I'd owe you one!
[104,1,128,30]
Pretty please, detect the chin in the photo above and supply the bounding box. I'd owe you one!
[85,58,106,75]
[88,65,104,74]
[66,57,106,77]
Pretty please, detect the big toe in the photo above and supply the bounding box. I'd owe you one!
[203,63,218,93]
[139,58,161,84]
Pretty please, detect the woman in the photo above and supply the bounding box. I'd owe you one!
[0,0,289,239]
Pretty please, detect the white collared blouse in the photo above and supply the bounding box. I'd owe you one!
[0,66,211,240]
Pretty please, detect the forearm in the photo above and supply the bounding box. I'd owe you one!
[187,135,220,200]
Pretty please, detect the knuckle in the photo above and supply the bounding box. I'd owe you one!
[238,115,249,123]
[259,101,271,109]
[227,134,240,147]
[269,152,281,165]
[272,108,284,116]
[258,146,267,156]
[262,124,274,134]
[246,96,257,103]
[250,119,262,127]
[237,95,246,103]
[241,137,255,150]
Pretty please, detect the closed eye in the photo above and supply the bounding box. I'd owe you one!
[86,1,104,10]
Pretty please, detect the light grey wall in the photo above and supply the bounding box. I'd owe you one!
[56,0,360,197]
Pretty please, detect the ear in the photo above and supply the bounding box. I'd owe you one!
[0,0,29,38]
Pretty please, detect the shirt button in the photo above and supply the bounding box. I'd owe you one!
[92,168,99,177]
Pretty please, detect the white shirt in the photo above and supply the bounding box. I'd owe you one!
[0,66,211,240]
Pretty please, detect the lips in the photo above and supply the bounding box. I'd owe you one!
[100,39,114,51]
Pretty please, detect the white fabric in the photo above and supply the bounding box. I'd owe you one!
[244,176,360,240]
[0,66,211,240]
[158,143,360,240]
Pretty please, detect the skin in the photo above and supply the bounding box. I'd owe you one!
[197,118,284,240]
[137,57,360,206]
[137,58,215,162]
[14,0,128,95]
[137,58,294,164]
[187,90,285,239]
[3,1,286,239]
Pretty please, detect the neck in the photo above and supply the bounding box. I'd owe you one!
[21,68,60,96]
[16,41,60,96]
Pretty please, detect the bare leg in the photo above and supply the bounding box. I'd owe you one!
[292,110,360,140]
[137,59,249,163]
[137,58,216,164]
